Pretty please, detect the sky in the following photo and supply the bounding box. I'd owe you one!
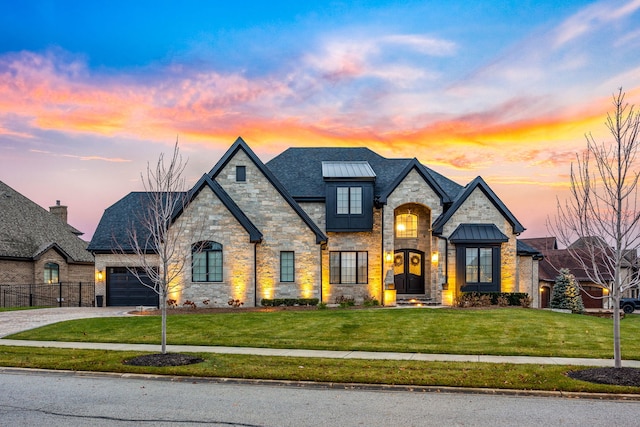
[1,0,640,241]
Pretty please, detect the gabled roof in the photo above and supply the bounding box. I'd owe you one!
[266,147,462,203]
[175,174,262,243]
[432,176,525,236]
[377,159,452,205]
[210,137,327,244]
[0,180,93,263]
[449,223,509,243]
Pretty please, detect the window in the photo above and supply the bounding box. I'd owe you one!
[192,241,223,282]
[44,262,59,284]
[330,251,368,284]
[236,166,246,182]
[280,251,295,282]
[336,187,362,215]
[395,213,418,238]
[465,247,493,283]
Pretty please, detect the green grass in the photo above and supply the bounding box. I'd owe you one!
[0,306,46,312]
[7,308,640,360]
[0,345,638,394]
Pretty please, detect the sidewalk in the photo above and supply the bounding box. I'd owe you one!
[1,338,639,368]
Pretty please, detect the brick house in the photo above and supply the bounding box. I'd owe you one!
[88,137,541,307]
[0,180,94,288]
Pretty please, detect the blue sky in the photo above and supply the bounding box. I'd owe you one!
[1,0,639,239]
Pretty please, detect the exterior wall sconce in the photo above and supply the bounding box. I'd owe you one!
[97,270,104,281]
[431,251,439,264]
[385,252,393,263]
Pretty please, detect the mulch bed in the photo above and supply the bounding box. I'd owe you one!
[568,367,640,387]
[123,353,204,367]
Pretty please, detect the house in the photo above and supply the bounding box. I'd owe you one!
[521,236,639,309]
[88,137,541,307]
[0,180,95,305]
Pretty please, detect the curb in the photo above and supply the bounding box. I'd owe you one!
[2,366,639,401]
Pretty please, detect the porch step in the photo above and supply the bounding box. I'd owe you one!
[396,296,435,307]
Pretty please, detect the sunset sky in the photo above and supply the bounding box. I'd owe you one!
[1,0,640,240]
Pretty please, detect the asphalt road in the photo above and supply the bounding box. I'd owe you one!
[1,370,639,427]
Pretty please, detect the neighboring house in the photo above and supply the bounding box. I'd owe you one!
[88,137,541,307]
[521,236,638,309]
[0,180,95,288]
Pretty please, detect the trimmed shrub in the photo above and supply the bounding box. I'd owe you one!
[458,292,530,307]
[260,298,319,307]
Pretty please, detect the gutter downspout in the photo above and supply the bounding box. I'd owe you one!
[381,206,385,304]
[254,243,258,307]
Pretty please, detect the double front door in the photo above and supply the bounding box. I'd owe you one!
[393,249,425,294]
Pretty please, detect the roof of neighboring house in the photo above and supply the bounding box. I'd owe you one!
[266,147,463,202]
[0,180,93,263]
[517,240,544,258]
[536,249,610,282]
[519,237,558,251]
[432,176,525,235]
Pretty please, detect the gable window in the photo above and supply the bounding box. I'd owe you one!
[236,166,246,182]
[329,251,368,284]
[44,262,59,284]
[280,251,295,282]
[395,213,418,238]
[336,187,362,215]
[192,241,223,282]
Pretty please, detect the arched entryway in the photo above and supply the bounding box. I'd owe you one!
[393,203,431,296]
[540,285,551,308]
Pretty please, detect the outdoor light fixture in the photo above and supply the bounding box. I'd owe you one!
[385,252,393,262]
[97,270,104,281]
[431,251,439,263]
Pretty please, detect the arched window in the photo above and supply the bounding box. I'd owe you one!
[395,213,418,238]
[192,241,223,282]
[44,262,59,284]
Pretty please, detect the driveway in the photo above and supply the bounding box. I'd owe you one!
[0,307,133,338]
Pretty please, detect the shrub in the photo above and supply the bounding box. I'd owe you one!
[520,296,533,308]
[550,268,585,314]
[496,295,509,307]
[260,298,319,307]
[363,295,380,307]
[457,292,530,307]
[317,302,328,310]
[335,295,355,308]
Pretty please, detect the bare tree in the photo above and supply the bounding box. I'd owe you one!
[552,88,640,368]
[116,140,192,354]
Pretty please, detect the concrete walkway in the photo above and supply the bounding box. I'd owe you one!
[1,307,639,368]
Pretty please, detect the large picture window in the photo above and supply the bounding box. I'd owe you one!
[330,251,368,284]
[465,247,493,283]
[336,187,362,215]
[44,262,59,284]
[280,251,295,282]
[192,241,223,282]
[457,245,500,292]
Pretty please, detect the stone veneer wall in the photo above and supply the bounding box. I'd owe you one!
[322,208,383,304]
[214,150,322,305]
[440,188,518,305]
[93,253,160,303]
[517,255,539,307]
[384,169,444,303]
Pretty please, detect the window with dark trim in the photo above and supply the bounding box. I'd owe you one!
[329,251,368,284]
[395,213,418,238]
[280,251,295,282]
[456,245,500,292]
[336,187,362,215]
[236,165,246,182]
[44,262,59,284]
[192,241,223,282]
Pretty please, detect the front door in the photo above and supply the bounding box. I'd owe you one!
[393,249,425,294]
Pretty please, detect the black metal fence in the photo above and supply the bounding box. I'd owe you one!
[0,282,96,308]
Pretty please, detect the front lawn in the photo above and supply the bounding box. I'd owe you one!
[7,308,640,360]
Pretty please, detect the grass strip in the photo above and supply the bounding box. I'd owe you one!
[8,309,640,360]
[1,346,639,394]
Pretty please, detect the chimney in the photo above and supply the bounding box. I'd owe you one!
[49,200,68,224]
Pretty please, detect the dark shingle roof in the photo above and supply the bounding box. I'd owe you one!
[266,147,462,202]
[0,180,93,263]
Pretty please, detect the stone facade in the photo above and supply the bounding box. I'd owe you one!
[90,139,538,308]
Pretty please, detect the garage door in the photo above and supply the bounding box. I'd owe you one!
[581,286,603,309]
[106,267,159,307]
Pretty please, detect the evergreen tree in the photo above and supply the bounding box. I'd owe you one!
[550,268,585,314]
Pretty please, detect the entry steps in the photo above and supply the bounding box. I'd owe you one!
[395,296,436,307]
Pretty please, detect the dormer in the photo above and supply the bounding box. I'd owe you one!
[323,161,376,232]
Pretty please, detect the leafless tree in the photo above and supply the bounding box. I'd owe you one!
[551,88,640,368]
[116,139,193,354]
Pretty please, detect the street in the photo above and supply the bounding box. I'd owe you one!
[0,370,638,426]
